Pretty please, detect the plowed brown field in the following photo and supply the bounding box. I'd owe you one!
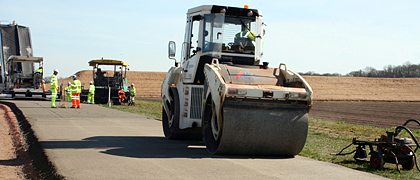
[55,71,420,101]
[52,71,420,128]
[304,76,420,102]
[303,76,420,128]
[310,101,420,128]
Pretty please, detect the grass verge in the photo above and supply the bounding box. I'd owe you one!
[304,119,420,180]
[101,100,162,119]
[103,100,420,180]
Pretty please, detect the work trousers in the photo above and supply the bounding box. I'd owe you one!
[72,93,81,108]
[66,93,72,102]
[51,88,57,107]
[88,93,95,104]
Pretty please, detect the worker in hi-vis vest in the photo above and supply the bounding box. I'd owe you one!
[71,75,82,108]
[235,29,265,47]
[50,69,59,108]
[35,66,43,73]
[129,83,136,104]
[87,81,95,104]
[64,82,72,102]
[235,30,256,41]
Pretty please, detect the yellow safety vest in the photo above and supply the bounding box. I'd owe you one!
[89,85,95,94]
[50,74,58,89]
[71,80,81,93]
[130,87,136,96]
[64,86,71,94]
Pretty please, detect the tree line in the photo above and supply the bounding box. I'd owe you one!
[299,62,420,78]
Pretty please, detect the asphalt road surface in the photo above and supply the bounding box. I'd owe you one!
[7,100,387,180]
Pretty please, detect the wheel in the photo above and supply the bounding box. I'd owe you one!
[202,98,222,154]
[210,101,221,142]
[100,98,107,104]
[162,88,180,139]
[112,98,121,105]
[402,156,415,170]
[370,151,385,169]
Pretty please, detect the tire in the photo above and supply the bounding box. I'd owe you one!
[370,151,384,169]
[202,98,222,154]
[162,88,180,139]
[112,98,120,105]
[402,156,415,170]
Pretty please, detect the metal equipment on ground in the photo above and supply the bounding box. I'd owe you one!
[332,119,420,173]
[81,59,130,104]
[161,5,313,155]
[60,89,67,108]
[0,22,51,99]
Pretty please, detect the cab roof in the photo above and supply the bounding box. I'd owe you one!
[88,59,129,67]
[7,56,43,63]
[187,5,259,17]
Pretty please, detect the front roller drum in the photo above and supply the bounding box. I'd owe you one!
[203,98,309,156]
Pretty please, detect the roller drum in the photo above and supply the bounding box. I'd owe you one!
[204,98,309,156]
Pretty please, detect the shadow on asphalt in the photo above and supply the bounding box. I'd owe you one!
[0,158,25,166]
[40,136,294,160]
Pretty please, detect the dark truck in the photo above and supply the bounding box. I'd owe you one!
[0,22,51,99]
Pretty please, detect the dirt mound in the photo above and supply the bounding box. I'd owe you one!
[49,71,420,102]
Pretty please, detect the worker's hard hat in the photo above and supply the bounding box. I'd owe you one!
[73,75,77,79]
[131,83,134,86]
[90,81,93,84]
[53,69,59,73]
[68,82,71,85]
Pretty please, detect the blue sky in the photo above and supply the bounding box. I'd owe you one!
[2,0,419,78]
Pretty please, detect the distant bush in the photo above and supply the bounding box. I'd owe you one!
[299,61,420,78]
[347,62,420,78]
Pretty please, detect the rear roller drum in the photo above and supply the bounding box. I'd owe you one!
[162,88,180,139]
[203,98,309,156]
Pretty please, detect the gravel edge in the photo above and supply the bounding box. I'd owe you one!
[0,101,64,180]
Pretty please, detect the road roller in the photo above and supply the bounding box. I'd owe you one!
[161,5,313,156]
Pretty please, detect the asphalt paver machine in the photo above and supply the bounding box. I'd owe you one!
[82,59,129,104]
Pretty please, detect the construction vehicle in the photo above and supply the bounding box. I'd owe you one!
[161,5,313,155]
[0,22,51,99]
[81,59,129,104]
